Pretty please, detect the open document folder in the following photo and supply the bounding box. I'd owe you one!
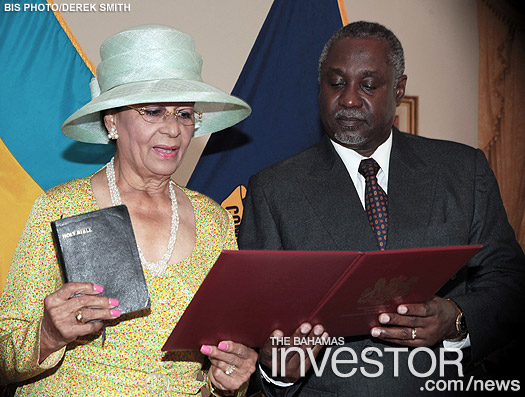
[162,245,481,351]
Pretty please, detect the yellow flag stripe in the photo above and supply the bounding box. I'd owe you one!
[0,139,44,292]
[338,0,349,25]
[46,0,96,76]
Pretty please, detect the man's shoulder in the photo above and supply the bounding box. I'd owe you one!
[397,131,477,157]
[250,140,326,182]
[394,131,480,170]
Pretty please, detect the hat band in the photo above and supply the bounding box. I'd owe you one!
[96,49,203,93]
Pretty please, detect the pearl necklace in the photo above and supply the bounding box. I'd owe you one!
[105,157,179,277]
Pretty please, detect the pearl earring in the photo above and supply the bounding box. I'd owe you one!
[107,127,119,140]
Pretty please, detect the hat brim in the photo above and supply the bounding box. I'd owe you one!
[62,79,251,144]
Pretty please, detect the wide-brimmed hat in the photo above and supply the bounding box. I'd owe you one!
[62,25,251,144]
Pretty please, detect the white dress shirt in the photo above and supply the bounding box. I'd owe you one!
[330,131,392,209]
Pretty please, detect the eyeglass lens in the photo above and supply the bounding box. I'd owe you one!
[140,106,198,125]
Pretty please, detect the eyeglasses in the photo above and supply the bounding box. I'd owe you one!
[126,105,202,126]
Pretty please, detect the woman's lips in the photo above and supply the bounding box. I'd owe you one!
[153,145,179,158]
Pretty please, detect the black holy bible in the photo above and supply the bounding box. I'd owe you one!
[51,205,150,315]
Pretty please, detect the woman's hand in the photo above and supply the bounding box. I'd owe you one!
[200,341,257,394]
[39,282,120,362]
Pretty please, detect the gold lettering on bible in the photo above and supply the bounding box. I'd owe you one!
[62,228,93,239]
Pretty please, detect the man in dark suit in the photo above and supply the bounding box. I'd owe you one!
[239,21,525,395]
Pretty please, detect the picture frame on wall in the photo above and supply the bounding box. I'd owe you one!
[395,95,418,135]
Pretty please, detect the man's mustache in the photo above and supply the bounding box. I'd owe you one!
[335,109,366,120]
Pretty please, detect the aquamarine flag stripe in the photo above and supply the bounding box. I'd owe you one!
[0,0,114,192]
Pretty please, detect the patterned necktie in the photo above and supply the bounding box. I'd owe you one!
[358,158,388,250]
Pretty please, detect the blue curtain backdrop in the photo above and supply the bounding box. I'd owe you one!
[188,0,345,205]
[0,0,114,192]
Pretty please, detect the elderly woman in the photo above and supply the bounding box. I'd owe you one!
[0,25,255,396]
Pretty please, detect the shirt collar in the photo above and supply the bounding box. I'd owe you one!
[330,130,393,181]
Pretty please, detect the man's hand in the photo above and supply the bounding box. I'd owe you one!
[370,296,459,346]
[259,322,328,383]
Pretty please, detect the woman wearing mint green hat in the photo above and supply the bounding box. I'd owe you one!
[0,25,255,395]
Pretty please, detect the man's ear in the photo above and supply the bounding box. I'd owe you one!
[395,75,407,106]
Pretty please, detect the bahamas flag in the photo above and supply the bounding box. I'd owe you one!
[0,0,113,291]
[188,0,348,235]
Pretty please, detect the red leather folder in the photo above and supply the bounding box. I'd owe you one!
[162,245,481,351]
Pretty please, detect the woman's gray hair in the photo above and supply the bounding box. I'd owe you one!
[318,21,405,88]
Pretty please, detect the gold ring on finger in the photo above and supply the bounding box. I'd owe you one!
[75,309,84,324]
[225,364,236,375]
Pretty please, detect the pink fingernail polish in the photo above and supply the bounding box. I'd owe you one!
[110,309,121,317]
[109,298,119,307]
[218,342,228,351]
[200,345,212,354]
[93,284,104,293]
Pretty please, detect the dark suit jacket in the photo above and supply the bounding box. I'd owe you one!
[239,129,525,396]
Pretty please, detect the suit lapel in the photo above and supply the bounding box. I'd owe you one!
[387,129,437,249]
[294,130,437,251]
[296,136,378,251]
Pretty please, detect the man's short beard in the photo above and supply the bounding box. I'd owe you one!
[334,128,367,146]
